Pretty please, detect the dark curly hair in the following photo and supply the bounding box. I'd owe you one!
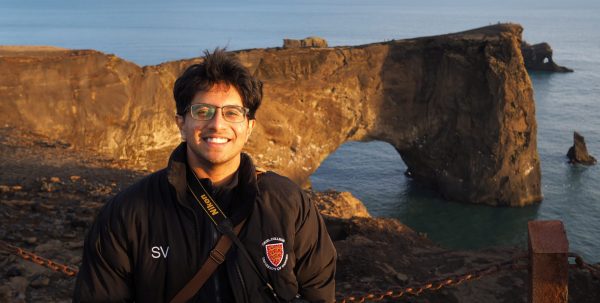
[173,48,263,119]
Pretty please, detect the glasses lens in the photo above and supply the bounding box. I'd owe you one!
[222,106,247,122]
[187,104,248,122]
[189,104,215,120]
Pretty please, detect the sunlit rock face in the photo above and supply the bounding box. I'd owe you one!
[309,191,371,219]
[0,23,541,206]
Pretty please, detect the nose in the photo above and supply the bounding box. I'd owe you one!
[205,107,227,130]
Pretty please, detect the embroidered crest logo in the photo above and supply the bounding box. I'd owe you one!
[266,243,284,267]
[261,237,288,271]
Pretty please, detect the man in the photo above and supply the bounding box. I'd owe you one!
[74,49,336,302]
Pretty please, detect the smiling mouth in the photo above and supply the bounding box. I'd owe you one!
[203,137,231,144]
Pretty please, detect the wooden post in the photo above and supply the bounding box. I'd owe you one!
[528,220,569,303]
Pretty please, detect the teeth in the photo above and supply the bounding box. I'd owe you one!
[206,137,229,144]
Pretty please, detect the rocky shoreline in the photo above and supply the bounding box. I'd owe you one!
[1,127,598,302]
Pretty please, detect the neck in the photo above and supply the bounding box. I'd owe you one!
[187,151,241,187]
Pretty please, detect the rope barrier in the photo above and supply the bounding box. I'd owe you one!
[0,240,78,277]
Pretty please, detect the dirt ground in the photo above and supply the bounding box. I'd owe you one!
[1,126,598,302]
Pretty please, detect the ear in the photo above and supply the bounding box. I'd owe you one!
[245,119,256,142]
[175,114,184,130]
[175,115,186,139]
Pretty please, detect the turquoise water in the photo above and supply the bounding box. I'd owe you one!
[1,0,599,262]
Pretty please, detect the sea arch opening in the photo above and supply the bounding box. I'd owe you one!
[309,140,540,251]
[309,140,412,217]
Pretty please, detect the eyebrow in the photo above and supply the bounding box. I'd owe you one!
[191,103,243,106]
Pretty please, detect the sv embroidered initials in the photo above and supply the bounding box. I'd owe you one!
[151,246,170,259]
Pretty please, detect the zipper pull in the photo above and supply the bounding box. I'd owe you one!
[266,283,278,298]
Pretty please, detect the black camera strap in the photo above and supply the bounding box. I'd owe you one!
[170,218,245,303]
[186,169,283,303]
[187,172,228,226]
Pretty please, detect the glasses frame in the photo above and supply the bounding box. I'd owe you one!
[183,103,250,123]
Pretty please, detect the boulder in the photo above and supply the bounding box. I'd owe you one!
[310,190,371,219]
[521,41,573,72]
[567,132,597,165]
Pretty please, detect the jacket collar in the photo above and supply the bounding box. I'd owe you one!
[166,143,259,223]
[166,142,188,200]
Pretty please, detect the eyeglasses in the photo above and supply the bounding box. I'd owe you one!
[184,103,250,123]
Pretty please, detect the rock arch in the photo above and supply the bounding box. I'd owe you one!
[0,24,541,206]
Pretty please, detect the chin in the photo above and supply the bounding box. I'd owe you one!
[200,152,237,166]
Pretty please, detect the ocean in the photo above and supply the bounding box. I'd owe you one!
[1,0,598,262]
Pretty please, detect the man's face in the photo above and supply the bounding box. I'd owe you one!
[176,82,255,172]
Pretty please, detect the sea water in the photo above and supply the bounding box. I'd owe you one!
[1,0,598,262]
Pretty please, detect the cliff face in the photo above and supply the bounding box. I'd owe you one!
[0,23,541,206]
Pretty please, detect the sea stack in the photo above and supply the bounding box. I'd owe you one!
[567,132,597,165]
[521,41,573,72]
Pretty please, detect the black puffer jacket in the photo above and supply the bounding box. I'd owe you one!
[73,143,336,302]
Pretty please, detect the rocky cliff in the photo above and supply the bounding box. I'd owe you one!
[0,23,541,206]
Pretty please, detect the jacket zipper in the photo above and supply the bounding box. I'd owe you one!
[212,225,221,303]
[236,262,249,303]
[177,193,202,301]
[210,186,222,303]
